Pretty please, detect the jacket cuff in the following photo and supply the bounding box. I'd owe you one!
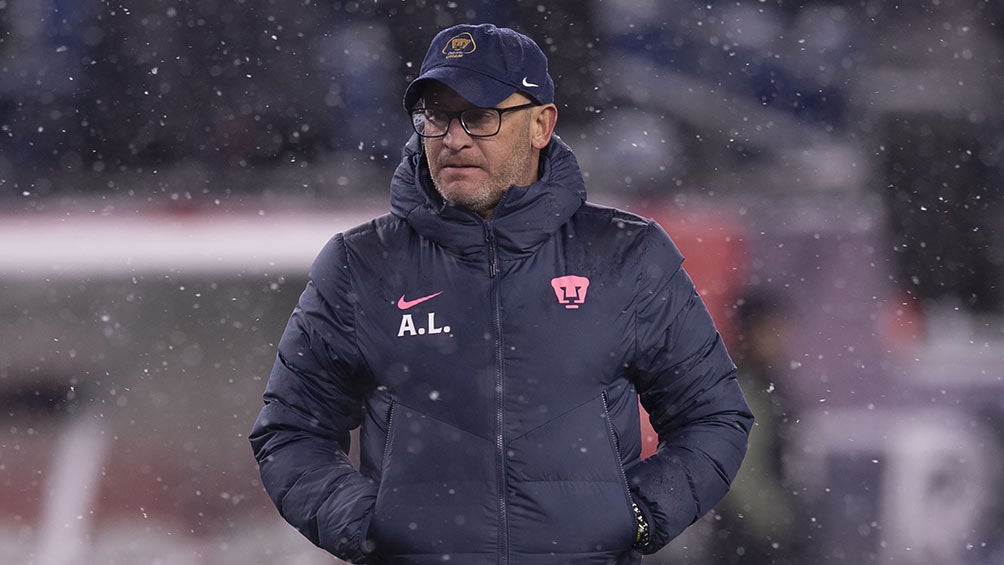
[317,476,378,563]
[627,455,699,552]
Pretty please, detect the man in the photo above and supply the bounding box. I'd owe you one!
[250,23,752,564]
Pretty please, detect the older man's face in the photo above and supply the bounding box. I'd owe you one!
[420,83,539,218]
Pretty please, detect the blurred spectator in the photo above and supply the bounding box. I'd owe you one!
[711,291,807,565]
[880,115,1003,316]
[588,0,854,130]
[859,0,1004,317]
[0,0,98,179]
[83,1,343,167]
[578,0,860,203]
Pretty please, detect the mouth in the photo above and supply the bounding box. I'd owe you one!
[440,164,481,176]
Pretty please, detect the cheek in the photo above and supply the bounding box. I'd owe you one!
[423,141,439,167]
[479,145,508,172]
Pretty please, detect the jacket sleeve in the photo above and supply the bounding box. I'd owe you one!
[248,234,377,564]
[624,222,753,553]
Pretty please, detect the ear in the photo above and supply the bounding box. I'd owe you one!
[530,104,558,150]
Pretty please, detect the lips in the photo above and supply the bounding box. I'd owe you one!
[434,154,483,179]
[439,163,481,178]
[443,167,478,175]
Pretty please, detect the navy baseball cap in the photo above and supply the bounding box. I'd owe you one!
[403,23,555,110]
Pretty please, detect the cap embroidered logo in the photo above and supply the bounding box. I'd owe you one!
[550,276,590,309]
[442,33,477,59]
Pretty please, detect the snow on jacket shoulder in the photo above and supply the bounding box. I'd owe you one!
[250,135,753,564]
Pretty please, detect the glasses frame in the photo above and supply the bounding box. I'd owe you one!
[409,102,539,138]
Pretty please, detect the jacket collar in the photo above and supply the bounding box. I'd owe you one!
[390,134,586,259]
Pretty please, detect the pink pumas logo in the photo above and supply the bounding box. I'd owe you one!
[550,275,590,309]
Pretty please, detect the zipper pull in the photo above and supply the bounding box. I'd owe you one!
[486,229,498,278]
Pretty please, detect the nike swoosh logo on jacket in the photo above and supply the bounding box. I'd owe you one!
[396,291,443,310]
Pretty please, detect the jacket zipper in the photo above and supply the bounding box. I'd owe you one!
[486,227,498,278]
[486,223,508,563]
[381,399,396,473]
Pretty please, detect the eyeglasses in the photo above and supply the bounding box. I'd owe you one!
[409,103,538,138]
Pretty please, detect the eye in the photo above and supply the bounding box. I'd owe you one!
[423,109,450,127]
[462,109,496,129]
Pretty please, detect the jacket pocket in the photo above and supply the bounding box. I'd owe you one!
[368,403,496,558]
[360,389,395,479]
[601,390,641,537]
[506,392,638,556]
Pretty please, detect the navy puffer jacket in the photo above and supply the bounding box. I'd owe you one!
[250,135,752,564]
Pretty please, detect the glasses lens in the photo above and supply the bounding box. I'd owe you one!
[411,111,427,136]
[412,109,449,137]
[461,109,501,136]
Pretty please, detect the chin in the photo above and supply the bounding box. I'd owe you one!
[443,191,483,209]
[439,188,492,213]
[437,182,476,203]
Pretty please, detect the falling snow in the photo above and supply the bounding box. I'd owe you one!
[1,1,1003,564]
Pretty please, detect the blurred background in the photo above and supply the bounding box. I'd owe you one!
[1,0,1002,563]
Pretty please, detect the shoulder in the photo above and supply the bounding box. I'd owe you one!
[310,212,405,288]
[340,212,405,245]
[573,201,650,231]
[315,213,406,260]
[572,202,683,264]
[560,203,684,293]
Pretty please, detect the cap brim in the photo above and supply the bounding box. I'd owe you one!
[403,66,517,110]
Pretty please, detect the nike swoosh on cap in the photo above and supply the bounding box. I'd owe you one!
[397,291,443,310]
[521,77,539,88]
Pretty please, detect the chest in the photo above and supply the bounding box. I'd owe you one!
[349,236,638,435]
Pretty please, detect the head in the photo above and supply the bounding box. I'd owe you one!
[404,24,558,218]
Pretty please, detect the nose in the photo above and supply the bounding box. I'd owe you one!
[441,116,473,149]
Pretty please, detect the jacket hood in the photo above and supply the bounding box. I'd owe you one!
[390,133,587,259]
